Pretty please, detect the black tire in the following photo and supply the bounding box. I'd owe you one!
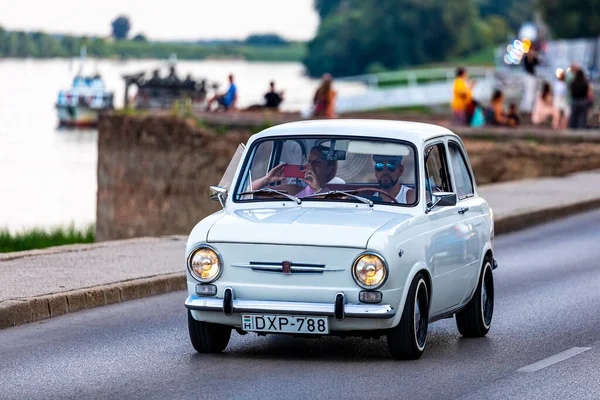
[387,273,429,360]
[456,256,494,337]
[188,310,232,353]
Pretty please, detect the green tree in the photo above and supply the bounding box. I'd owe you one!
[304,11,369,76]
[132,33,147,42]
[89,38,109,56]
[477,0,534,31]
[0,26,6,57]
[314,0,342,19]
[60,36,80,56]
[537,0,600,39]
[304,0,480,77]
[15,31,38,57]
[111,15,131,40]
[245,33,288,46]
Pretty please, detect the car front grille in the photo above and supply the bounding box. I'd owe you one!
[231,261,346,274]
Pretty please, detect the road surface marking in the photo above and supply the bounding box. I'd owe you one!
[517,347,591,373]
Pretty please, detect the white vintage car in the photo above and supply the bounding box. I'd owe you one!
[184,120,496,359]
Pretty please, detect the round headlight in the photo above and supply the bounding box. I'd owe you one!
[188,246,222,282]
[352,253,388,289]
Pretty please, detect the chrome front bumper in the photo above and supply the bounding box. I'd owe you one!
[185,291,395,320]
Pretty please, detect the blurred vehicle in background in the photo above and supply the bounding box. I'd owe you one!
[122,59,217,111]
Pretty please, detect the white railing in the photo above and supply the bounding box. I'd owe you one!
[335,67,496,113]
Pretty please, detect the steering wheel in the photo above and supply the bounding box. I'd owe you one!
[354,188,398,204]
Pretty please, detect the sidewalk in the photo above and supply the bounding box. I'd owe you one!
[2,170,600,328]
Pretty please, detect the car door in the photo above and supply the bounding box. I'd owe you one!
[446,139,487,303]
[424,140,468,314]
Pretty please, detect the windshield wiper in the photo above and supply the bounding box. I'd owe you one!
[304,190,373,207]
[239,188,302,204]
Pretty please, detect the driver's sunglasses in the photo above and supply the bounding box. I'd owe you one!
[375,162,397,172]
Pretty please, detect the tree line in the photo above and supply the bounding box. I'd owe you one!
[0,27,302,61]
[304,0,600,77]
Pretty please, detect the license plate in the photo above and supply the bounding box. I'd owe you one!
[241,314,329,334]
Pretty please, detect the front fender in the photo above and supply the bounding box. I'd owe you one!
[462,240,494,306]
[186,210,227,253]
[390,261,432,328]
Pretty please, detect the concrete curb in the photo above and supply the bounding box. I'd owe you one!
[494,197,600,235]
[2,198,600,330]
[0,272,185,329]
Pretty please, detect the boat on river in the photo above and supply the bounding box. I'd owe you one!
[55,47,114,127]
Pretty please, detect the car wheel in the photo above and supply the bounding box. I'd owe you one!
[387,273,429,360]
[455,257,494,337]
[188,310,232,353]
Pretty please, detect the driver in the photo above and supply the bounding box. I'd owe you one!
[373,155,416,204]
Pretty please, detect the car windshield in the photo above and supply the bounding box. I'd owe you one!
[234,136,418,206]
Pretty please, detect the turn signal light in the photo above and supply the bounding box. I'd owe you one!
[196,284,217,296]
[359,290,383,304]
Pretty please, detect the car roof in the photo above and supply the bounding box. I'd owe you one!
[252,119,459,145]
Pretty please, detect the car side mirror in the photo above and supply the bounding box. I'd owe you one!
[426,192,457,213]
[210,186,227,208]
[434,192,457,207]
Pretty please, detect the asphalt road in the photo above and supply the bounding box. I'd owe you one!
[2,210,600,400]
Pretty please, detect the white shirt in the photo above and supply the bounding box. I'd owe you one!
[374,185,411,203]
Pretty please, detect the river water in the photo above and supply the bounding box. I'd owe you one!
[0,59,364,232]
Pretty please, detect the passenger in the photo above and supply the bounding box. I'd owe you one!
[295,146,337,197]
[251,146,337,198]
[372,155,416,204]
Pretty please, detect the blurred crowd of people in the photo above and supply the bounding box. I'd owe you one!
[452,61,597,130]
[203,72,337,118]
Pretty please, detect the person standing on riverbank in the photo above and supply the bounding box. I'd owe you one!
[312,73,337,118]
[569,69,590,129]
[554,70,570,130]
[520,48,540,113]
[451,67,475,125]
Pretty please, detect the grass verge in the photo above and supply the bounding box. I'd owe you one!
[0,224,95,253]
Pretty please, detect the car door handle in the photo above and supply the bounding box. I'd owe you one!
[458,207,469,214]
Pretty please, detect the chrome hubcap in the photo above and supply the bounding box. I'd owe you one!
[481,265,493,327]
[413,280,427,350]
[415,299,421,336]
[482,282,488,308]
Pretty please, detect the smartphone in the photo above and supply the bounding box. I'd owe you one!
[282,164,306,179]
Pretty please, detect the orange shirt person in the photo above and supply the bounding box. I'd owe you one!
[451,67,475,125]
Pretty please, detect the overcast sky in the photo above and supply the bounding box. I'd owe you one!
[0,0,319,41]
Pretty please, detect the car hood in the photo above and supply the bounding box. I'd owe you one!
[207,207,408,248]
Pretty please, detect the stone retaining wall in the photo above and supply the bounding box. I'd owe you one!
[97,113,600,241]
[96,114,253,241]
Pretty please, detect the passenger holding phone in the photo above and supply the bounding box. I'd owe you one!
[295,146,337,198]
[251,146,337,198]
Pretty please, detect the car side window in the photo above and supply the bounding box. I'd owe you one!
[424,143,452,202]
[448,142,474,199]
